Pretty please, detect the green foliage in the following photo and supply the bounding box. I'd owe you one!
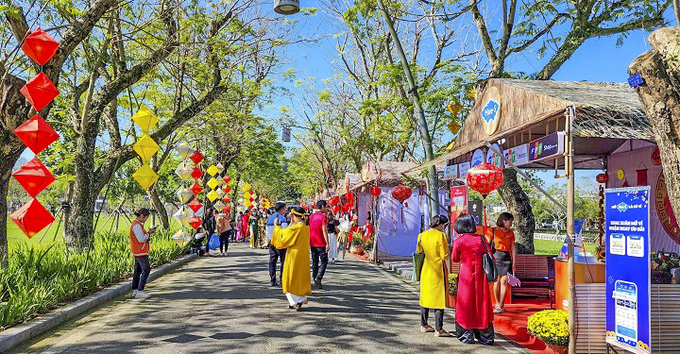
[0,230,184,329]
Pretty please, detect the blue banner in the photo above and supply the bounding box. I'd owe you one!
[605,186,651,354]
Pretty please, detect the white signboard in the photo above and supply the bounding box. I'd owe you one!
[471,149,485,167]
[458,162,471,179]
[503,144,529,167]
[442,164,458,181]
[486,143,503,169]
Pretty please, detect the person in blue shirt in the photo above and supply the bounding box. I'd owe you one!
[267,202,288,286]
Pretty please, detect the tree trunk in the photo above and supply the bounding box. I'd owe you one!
[64,132,98,249]
[629,27,680,217]
[148,188,170,230]
[0,156,18,266]
[497,169,536,254]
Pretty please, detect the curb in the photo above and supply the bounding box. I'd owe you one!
[0,253,197,353]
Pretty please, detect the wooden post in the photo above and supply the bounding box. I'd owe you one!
[566,106,576,354]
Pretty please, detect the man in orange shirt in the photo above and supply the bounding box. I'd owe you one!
[130,208,157,299]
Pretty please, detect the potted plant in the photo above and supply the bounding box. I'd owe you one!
[350,235,364,254]
[527,310,569,354]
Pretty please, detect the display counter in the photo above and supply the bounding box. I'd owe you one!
[554,258,605,311]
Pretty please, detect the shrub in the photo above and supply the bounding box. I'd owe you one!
[527,310,569,347]
[0,230,185,330]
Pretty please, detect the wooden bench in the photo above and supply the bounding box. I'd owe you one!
[513,254,555,306]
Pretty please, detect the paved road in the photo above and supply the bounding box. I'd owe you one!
[12,242,527,354]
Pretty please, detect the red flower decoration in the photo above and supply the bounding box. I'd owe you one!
[10,198,54,238]
[189,216,203,230]
[190,181,203,196]
[191,167,203,180]
[12,114,60,154]
[371,186,382,196]
[20,72,59,111]
[223,175,231,184]
[188,198,202,213]
[466,162,504,196]
[391,184,412,203]
[13,157,54,197]
[21,28,59,66]
[190,150,204,164]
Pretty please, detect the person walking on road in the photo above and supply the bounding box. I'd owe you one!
[279,207,312,311]
[490,212,516,314]
[268,202,288,286]
[269,226,287,286]
[327,211,340,263]
[215,212,231,256]
[130,208,157,299]
[309,200,329,289]
[417,215,451,337]
[452,213,494,345]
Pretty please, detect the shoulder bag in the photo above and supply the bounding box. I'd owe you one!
[479,232,497,282]
[413,235,425,282]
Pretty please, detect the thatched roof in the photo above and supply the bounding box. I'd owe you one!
[410,78,652,171]
[351,161,445,190]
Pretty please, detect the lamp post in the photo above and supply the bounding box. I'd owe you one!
[274,0,299,14]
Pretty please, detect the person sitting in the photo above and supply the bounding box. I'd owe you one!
[191,227,207,255]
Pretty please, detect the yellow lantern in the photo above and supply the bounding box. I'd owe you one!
[207,190,219,202]
[244,200,252,207]
[242,183,251,192]
[244,191,252,199]
[207,177,219,190]
[133,134,160,162]
[207,165,219,176]
[133,164,158,190]
[131,106,159,133]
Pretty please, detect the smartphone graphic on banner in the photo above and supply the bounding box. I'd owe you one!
[613,280,638,347]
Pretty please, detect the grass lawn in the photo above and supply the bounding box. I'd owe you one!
[534,239,598,255]
[7,215,183,252]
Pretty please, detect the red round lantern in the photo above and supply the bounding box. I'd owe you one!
[652,146,661,165]
[330,196,340,206]
[596,173,608,184]
[344,193,354,203]
[466,162,504,196]
[371,186,382,196]
[391,184,412,203]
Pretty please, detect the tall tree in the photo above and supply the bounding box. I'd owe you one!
[467,0,671,253]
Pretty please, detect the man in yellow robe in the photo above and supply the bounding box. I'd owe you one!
[278,207,312,310]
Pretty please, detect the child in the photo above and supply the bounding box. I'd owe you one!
[191,227,207,255]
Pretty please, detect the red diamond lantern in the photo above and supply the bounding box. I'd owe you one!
[190,150,204,164]
[13,157,54,197]
[20,72,59,112]
[190,181,203,196]
[371,186,382,196]
[21,29,59,66]
[188,216,203,230]
[249,197,254,202]
[223,185,231,193]
[391,184,412,203]
[223,175,231,184]
[466,162,504,196]
[223,206,231,214]
[10,198,54,238]
[223,197,230,204]
[188,198,203,213]
[12,114,60,154]
[191,167,203,180]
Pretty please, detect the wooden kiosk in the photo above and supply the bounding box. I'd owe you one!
[410,79,680,353]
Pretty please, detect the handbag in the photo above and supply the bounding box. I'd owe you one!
[412,251,425,281]
[208,234,220,250]
[480,233,497,282]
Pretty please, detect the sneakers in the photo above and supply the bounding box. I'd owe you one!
[131,290,138,298]
[314,279,323,289]
[135,290,151,299]
[434,330,452,337]
[493,304,504,314]
[421,325,435,333]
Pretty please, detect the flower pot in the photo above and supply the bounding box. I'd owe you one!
[545,344,568,354]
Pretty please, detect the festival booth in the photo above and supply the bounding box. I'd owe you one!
[410,78,680,353]
[346,161,448,261]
